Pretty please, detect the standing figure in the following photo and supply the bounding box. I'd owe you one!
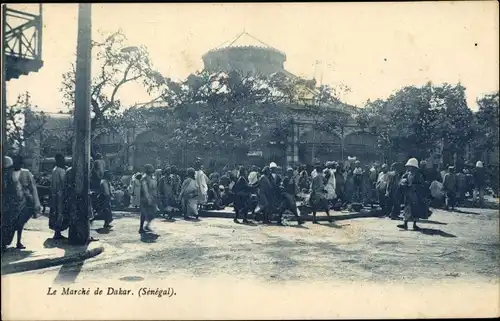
[247,165,260,186]
[398,158,427,230]
[473,161,486,208]
[324,162,337,208]
[334,163,346,207]
[49,154,68,240]
[456,168,467,206]
[376,164,390,216]
[195,160,209,211]
[385,162,402,220]
[232,167,251,224]
[129,173,142,208]
[278,168,304,225]
[257,166,274,224]
[139,165,158,233]
[443,166,457,211]
[352,161,363,203]
[179,168,199,220]
[98,171,114,229]
[310,163,330,224]
[2,156,41,250]
[298,165,310,192]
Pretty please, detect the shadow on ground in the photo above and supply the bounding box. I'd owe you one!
[417,227,457,238]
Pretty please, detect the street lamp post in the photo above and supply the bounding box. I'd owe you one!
[68,3,92,245]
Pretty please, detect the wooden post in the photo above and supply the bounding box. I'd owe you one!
[68,3,92,246]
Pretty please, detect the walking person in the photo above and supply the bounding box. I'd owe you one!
[398,158,427,230]
[139,165,158,233]
[277,168,305,225]
[2,156,41,250]
[49,154,69,240]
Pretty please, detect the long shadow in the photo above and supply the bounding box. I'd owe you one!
[417,227,457,238]
[1,248,35,270]
[287,224,309,229]
[419,220,448,226]
[454,209,481,215]
[52,238,90,285]
[316,221,343,229]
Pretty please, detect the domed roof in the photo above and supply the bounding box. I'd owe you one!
[205,31,286,58]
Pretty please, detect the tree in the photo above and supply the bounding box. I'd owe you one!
[472,92,499,160]
[380,83,442,160]
[432,83,475,167]
[60,30,163,145]
[5,92,47,155]
[154,71,296,154]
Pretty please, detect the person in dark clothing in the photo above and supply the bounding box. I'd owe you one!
[386,162,402,220]
[257,166,274,224]
[443,166,457,211]
[334,164,346,207]
[277,168,304,225]
[398,158,428,230]
[97,170,114,229]
[310,164,330,224]
[232,167,251,224]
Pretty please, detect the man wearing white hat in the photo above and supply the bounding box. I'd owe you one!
[473,161,486,207]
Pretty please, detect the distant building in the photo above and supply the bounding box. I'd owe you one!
[93,32,386,170]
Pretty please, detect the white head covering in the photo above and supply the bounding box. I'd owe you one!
[269,162,277,169]
[476,161,483,168]
[405,158,419,168]
[3,156,13,168]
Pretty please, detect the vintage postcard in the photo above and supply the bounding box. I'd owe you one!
[1,1,499,320]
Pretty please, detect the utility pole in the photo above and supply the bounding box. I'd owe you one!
[68,3,92,245]
[2,5,7,164]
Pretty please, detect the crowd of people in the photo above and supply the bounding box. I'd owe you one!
[1,151,495,251]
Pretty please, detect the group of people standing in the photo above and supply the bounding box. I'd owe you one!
[2,151,492,251]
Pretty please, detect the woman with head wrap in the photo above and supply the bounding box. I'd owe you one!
[178,167,199,220]
[139,164,158,233]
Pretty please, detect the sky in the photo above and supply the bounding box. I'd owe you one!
[6,2,499,113]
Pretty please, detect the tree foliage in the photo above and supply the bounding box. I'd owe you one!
[472,92,499,154]
[5,92,47,154]
[60,30,163,142]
